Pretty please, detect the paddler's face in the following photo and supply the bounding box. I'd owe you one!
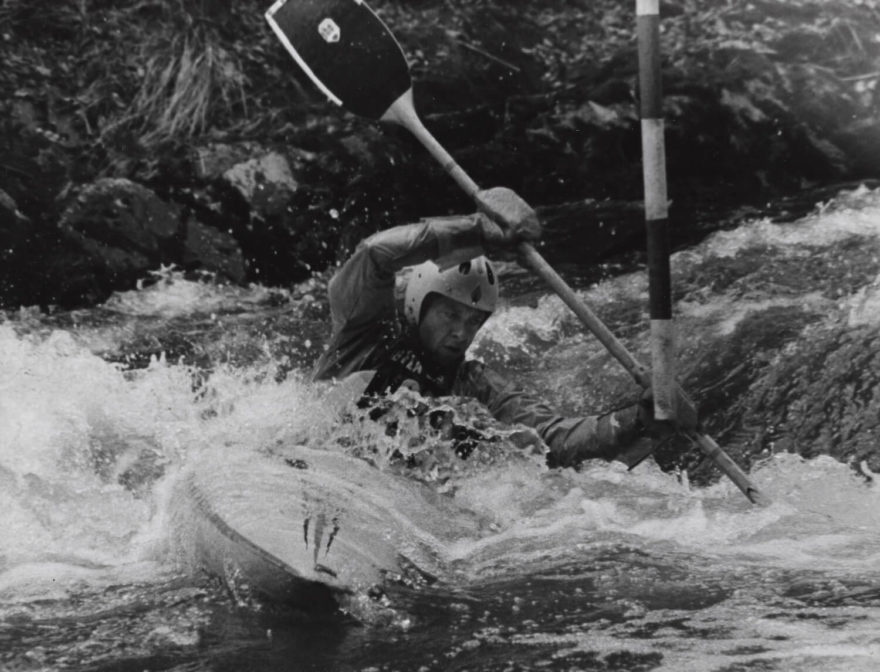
[418,294,490,367]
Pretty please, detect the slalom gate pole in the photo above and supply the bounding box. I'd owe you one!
[637,0,676,421]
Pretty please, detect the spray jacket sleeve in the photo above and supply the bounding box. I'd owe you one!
[455,361,643,467]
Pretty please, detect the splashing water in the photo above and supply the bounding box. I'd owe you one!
[1,187,880,671]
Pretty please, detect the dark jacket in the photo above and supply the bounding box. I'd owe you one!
[312,217,643,467]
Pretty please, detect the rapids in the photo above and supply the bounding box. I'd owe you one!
[1,186,880,671]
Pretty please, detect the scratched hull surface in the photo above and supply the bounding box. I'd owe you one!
[175,444,483,607]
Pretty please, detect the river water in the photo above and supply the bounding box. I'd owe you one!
[2,186,880,671]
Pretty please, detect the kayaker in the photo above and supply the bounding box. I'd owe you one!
[313,187,691,468]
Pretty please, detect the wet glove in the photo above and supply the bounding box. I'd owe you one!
[593,389,700,468]
[638,387,700,437]
[474,187,541,257]
[543,389,700,470]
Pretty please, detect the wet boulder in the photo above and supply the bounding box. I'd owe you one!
[55,178,246,306]
[205,146,341,286]
[55,178,183,304]
[655,220,880,484]
[222,150,300,218]
[0,188,33,306]
[191,142,311,218]
[0,188,30,252]
[834,119,880,179]
[193,142,265,183]
[182,216,246,283]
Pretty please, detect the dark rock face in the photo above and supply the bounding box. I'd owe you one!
[756,328,880,470]
[647,217,880,483]
[41,178,246,306]
[221,151,299,217]
[0,189,33,306]
[184,144,342,287]
[55,179,182,305]
[0,0,878,310]
[59,178,180,270]
[182,217,246,284]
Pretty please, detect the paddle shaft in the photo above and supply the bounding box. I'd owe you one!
[384,91,481,198]
[387,94,766,506]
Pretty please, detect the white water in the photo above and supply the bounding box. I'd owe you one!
[2,186,880,670]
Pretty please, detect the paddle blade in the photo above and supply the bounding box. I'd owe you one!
[266,0,412,120]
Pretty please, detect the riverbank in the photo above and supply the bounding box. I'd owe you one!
[2,0,879,309]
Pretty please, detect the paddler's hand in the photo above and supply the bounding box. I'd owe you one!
[474,187,541,256]
[637,387,700,438]
[595,389,698,470]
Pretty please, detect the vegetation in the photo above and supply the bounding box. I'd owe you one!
[1,0,879,307]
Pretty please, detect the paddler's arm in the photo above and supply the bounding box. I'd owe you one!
[325,216,488,334]
[324,188,537,334]
[314,213,504,381]
[457,362,653,468]
[315,187,539,381]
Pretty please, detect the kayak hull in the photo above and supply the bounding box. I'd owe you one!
[174,444,477,610]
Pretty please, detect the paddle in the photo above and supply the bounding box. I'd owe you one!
[265,0,767,505]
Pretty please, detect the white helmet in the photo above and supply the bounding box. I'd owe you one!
[404,257,499,327]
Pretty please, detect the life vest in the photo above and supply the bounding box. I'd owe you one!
[359,317,459,399]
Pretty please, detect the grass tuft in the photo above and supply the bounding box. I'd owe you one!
[105,23,248,149]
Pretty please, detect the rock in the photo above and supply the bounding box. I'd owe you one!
[56,178,183,303]
[210,148,346,286]
[0,176,249,309]
[193,142,263,181]
[60,178,179,251]
[0,188,33,306]
[52,178,250,304]
[177,143,337,287]
[188,142,313,223]
[752,328,880,474]
[182,217,247,282]
[834,119,880,177]
[0,187,30,237]
[222,151,299,218]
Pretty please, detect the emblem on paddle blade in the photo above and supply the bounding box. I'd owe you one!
[318,18,340,43]
[265,0,412,119]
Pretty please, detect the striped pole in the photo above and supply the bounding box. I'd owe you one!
[637,0,675,421]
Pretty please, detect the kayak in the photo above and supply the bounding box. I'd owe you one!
[175,443,480,610]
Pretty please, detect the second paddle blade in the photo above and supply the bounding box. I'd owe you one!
[266,0,412,120]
